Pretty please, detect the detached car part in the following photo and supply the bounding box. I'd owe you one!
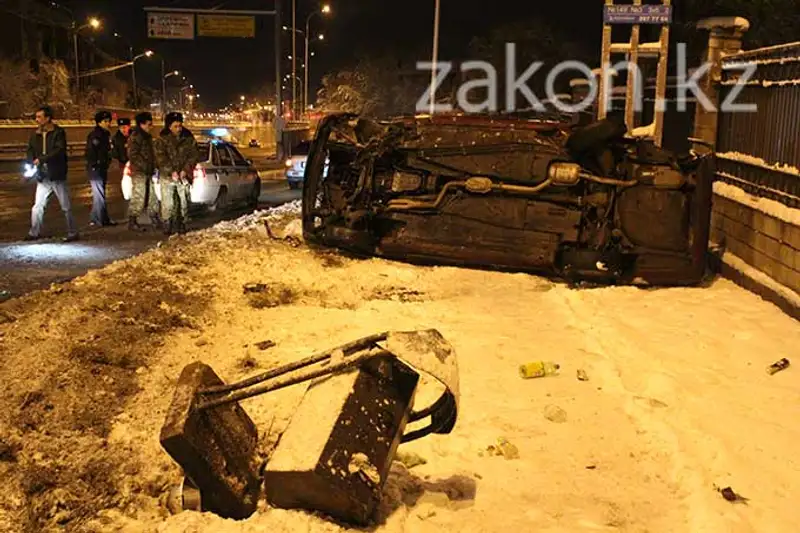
[302,113,715,286]
[159,329,459,525]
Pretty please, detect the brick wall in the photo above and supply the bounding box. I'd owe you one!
[710,193,800,317]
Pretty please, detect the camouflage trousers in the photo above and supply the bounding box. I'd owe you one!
[160,179,191,223]
[128,173,160,219]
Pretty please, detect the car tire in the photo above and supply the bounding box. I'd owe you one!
[248,179,261,208]
[566,118,628,158]
[208,186,228,213]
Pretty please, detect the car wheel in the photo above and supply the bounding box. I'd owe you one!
[248,179,261,208]
[208,186,228,213]
[566,118,628,158]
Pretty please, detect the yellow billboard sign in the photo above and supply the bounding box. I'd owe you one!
[197,15,255,38]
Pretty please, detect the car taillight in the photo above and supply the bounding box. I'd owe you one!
[193,165,206,180]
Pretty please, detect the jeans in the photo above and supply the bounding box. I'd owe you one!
[89,169,111,225]
[29,179,78,238]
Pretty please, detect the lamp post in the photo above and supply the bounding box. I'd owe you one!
[305,5,331,117]
[292,0,297,118]
[72,17,101,113]
[162,61,180,117]
[430,0,440,115]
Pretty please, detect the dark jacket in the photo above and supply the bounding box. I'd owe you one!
[154,127,199,179]
[26,124,68,181]
[85,126,112,174]
[112,129,130,165]
[128,127,156,177]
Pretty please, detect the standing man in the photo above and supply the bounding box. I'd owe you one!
[127,112,161,231]
[85,110,115,227]
[25,105,79,242]
[112,117,131,171]
[154,112,198,235]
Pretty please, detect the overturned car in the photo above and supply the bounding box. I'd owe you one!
[301,113,714,286]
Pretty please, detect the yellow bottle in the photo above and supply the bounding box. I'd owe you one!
[519,361,560,379]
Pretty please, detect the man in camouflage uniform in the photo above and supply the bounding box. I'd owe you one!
[127,112,161,231]
[154,112,198,235]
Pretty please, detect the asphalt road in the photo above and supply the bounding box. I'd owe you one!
[0,151,301,301]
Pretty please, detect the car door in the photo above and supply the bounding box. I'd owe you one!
[214,142,236,195]
[227,144,252,198]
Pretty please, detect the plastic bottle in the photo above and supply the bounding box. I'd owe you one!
[767,358,790,375]
[519,361,560,379]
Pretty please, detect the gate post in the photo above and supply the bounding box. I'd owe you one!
[692,17,749,154]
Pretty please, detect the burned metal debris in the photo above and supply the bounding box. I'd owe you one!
[301,113,715,286]
[159,329,459,525]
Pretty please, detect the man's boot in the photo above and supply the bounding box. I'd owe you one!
[150,213,164,230]
[128,216,144,232]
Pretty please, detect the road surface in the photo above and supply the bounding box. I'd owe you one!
[0,152,300,301]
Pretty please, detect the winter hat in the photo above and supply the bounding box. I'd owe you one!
[94,110,112,124]
[165,111,184,128]
[135,112,153,126]
[117,117,131,127]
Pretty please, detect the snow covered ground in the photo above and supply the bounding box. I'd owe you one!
[0,205,798,533]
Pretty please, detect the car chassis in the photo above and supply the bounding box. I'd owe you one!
[302,112,715,286]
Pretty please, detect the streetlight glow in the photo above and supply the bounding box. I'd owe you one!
[145,50,154,57]
[318,33,324,40]
[88,17,101,29]
[322,5,331,14]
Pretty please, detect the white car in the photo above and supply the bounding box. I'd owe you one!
[122,140,261,210]
[285,140,329,190]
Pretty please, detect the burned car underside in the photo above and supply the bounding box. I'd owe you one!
[301,112,714,286]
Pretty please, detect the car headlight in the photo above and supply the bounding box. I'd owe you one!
[285,159,293,168]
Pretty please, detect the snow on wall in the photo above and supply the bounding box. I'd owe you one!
[713,180,800,226]
[721,250,800,308]
[716,151,800,177]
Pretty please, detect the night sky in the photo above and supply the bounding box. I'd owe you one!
[61,0,615,109]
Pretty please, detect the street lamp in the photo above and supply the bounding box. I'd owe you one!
[72,17,102,111]
[305,6,331,116]
[161,58,180,116]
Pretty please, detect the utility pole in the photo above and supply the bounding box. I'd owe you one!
[275,0,283,123]
[430,0,441,115]
[161,59,166,118]
[292,0,297,118]
[130,46,139,109]
[73,24,80,111]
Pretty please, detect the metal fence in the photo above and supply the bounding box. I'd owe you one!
[716,41,800,208]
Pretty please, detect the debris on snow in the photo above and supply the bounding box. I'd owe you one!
[395,450,428,469]
[543,404,568,423]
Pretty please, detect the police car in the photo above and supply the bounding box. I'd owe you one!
[122,129,261,210]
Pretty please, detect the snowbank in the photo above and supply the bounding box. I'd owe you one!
[1,209,799,533]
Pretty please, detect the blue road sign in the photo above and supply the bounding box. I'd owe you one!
[604,5,673,24]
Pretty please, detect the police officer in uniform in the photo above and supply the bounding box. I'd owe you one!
[112,117,132,171]
[85,110,115,226]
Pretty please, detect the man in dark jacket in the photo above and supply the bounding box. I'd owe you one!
[86,110,115,227]
[154,112,198,235]
[25,105,78,242]
[112,117,131,170]
[127,112,161,231]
